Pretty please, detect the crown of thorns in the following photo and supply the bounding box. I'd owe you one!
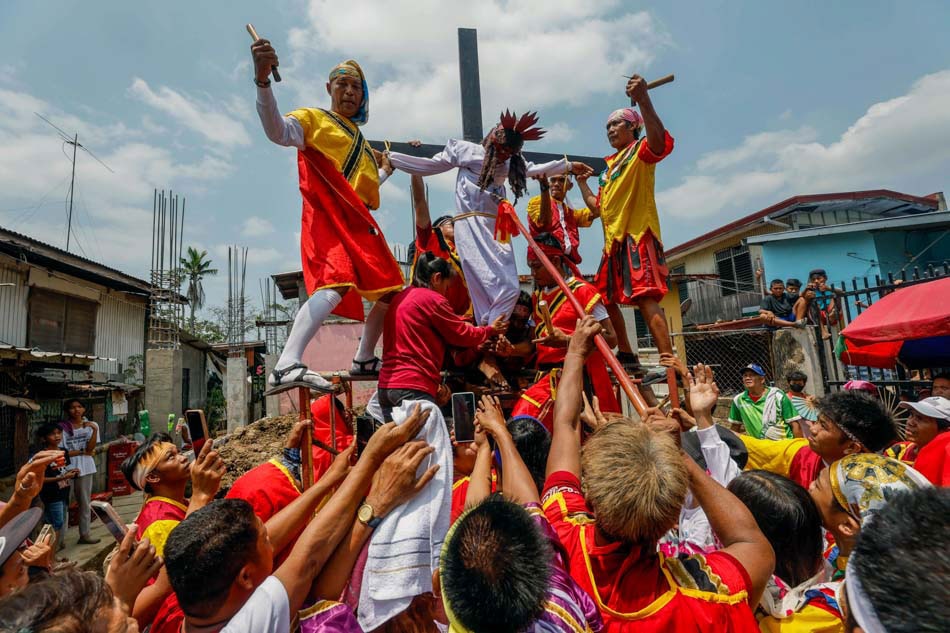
[498,110,546,144]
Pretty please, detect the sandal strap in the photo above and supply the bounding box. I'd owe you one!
[272,363,308,379]
[354,357,381,372]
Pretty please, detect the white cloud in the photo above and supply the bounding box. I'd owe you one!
[128,77,252,148]
[241,216,276,236]
[0,86,237,274]
[283,0,670,140]
[658,70,950,222]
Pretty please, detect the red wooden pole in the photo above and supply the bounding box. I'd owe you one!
[503,204,649,416]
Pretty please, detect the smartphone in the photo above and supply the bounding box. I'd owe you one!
[37,523,54,545]
[184,409,209,443]
[91,500,128,545]
[355,414,376,459]
[452,392,477,443]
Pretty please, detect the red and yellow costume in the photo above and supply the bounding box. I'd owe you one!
[226,459,301,523]
[134,496,186,557]
[287,107,404,321]
[527,194,594,265]
[511,276,620,432]
[543,471,759,632]
[594,132,674,304]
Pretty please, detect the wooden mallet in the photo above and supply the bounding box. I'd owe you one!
[628,74,674,106]
[538,300,555,335]
[246,23,281,82]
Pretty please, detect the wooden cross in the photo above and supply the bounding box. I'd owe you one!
[368,28,608,173]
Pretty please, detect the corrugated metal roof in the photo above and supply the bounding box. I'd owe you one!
[0,343,117,363]
[666,189,940,259]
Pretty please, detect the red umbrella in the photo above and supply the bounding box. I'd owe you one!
[837,277,950,368]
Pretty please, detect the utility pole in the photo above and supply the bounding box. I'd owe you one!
[34,113,113,253]
[66,133,78,251]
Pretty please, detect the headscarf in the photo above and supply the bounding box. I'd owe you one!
[328,59,369,126]
[844,557,887,633]
[829,453,930,525]
[842,380,877,395]
[131,441,176,491]
[606,107,644,130]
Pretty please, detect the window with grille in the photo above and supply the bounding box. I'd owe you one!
[28,288,98,354]
[715,245,754,297]
[671,265,689,301]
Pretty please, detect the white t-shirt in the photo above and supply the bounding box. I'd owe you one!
[221,576,290,633]
[59,420,98,476]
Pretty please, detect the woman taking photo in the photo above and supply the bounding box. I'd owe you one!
[376,252,506,421]
[58,399,100,545]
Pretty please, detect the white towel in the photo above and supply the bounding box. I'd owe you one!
[357,399,453,631]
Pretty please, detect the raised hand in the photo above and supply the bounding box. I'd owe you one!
[250,39,279,83]
[490,315,509,336]
[362,403,431,465]
[474,394,508,440]
[687,363,720,417]
[625,74,649,104]
[533,326,571,348]
[365,441,439,518]
[566,316,602,358]
[570,162,594,179]
[105,527,163,610]
[286,419,313,450]
[191,438,226,502]
[579,393,609,431]
[21,532,54,570]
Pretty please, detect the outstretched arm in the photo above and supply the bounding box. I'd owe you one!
[546,316,601,478]
[476,395,539,505]
[575,177,600,217]
[251,39,305,149]
[412,175,432,231]
[388,146,458,176]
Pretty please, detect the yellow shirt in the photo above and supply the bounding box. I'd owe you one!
[758,605,844,633]
[526,196,594,228]
[287,108,380,209]
[597,131,674,251]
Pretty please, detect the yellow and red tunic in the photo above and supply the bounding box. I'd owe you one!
[134,496,187,557]
[287,107,404,320]
[511,277,620,432]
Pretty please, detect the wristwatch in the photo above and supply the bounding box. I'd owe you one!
[357,502,383,529]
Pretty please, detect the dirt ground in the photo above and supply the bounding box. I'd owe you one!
[216,413,298,491]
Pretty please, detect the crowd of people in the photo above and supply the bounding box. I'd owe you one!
[0,43,947,633]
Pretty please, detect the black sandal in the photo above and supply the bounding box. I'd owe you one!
[350,357,382,376]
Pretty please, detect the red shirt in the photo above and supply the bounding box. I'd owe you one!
[310,395,354,482]
[414,225,471,317]
[450,472,498,524]
[533,278,603,367]
[226,460,301,523]
[542,471,759,632]
[149,592,184,633]
[378,286,492,396]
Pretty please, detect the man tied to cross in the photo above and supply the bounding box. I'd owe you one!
[251,38,403,391]
[386,111,594,329]
[576,74,676,379]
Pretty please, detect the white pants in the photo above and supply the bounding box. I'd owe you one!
[453,214,519,325]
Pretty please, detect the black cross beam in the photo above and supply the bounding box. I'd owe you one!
[369,28,607,174]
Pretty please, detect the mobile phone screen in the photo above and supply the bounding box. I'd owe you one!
[452,392,477,443]
[185,410,207,442]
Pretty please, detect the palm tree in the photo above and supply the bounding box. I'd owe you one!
[180,247,218,333]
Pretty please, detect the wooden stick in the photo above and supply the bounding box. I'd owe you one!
[628,73,674,106]
[296,387,313,490]
[246,23,281,82]
[503,207,649,415]
[538,299,554,334]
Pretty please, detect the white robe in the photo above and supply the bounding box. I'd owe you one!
[388,139,569,324]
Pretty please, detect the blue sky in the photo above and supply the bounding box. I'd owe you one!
[1,0,949,315]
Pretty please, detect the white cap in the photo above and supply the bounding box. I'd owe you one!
[899,396,950,422]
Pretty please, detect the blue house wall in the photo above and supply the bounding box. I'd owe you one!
[874,229,950,278]
[760,231,880,286]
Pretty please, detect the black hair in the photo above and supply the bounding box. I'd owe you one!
[35,421,62,443]
[785,370,808,384]
[769,278,784,287]
[727,471,823,587]
[816,391,896,451]
[442,495,551,632]
[0,570,115,632]
[785,278,801,289]
[808,268,827,281]
[412,251,453,289]
[164,499,261,618]
[62,398,84,412]
[932,371,950,383]
[507,417,551,494]
[120,433,168,493]
[516,290,532,309]
[850,487,950,633]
